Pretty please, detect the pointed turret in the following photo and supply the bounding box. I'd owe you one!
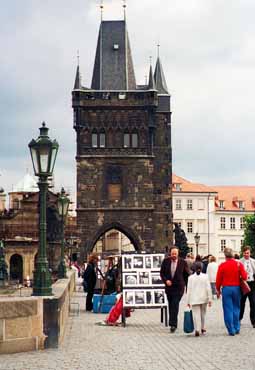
[148,64,156,90]
[91,20,136,90]
[73,65,81,90]
[154,57,169,94]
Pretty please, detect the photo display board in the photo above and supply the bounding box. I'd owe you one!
[122,253,167,308]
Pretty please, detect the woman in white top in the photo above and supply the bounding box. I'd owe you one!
[187,262,212,336]
[206,256,218,298]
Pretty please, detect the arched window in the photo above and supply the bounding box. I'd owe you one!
[131,132,138,148]
[13,198,20,210]
[124,133,130,148]
[99,131,106,148]
[92,131,98,148]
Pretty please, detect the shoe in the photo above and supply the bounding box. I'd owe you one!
[201,329,206,334]
[252,323,255,328]
[170,326,176,333]
[235,331,240,335]
[195,331,200,337]
[229,333,235,336]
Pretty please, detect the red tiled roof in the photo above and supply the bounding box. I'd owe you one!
[213,186,255,211]
[172,174,216,193]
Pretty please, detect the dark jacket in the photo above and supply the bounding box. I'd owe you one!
[160,257,190,296]
[82,262,97,292]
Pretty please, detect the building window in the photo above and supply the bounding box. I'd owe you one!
[219,200,224,209]
[124,133,130,148]
[220,239,226,252]
[187,199,193,210]
[238,201,244,209]
[92,133,98,147]
[230,217,236,229]
[106,166,122,202]
[220,217,226,230]
[240,217,245,229]
[123,133,138,148]
[240,239,244,248]
[132,133,138,148]
[187,222,193,233]
[175,199,182,210]
[198,199,205,210]
[99,132,106,148]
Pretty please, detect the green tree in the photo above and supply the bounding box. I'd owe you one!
[242,214,255,257]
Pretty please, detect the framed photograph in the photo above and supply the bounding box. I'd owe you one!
[123,273,137,286]
[135,291,145,305]
[124,291,134,306]
[154,290,166,305]
[123,256,133,271]
[138,271,150,285]
[145,256,152,269]
[152,255,164,269]
[133,256,144,269]
[146,290,153,305]
[151,272,164,286]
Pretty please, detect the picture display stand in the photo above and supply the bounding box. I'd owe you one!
[121,253,168,327]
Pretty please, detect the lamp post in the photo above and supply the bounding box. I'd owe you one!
[57,188,70,278]
[194,232,200,256]
[29,122,59,296]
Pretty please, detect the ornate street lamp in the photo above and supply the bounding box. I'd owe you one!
[57,188,70,278]
[194,232,200,256]
[29,122,59,296]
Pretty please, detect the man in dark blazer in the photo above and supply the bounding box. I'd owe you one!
[160,246,190,332]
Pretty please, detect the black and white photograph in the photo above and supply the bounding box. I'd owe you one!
[133,256,144,269]
[152,255,164,269]
[146,291,153,305]
[151,272,163,285]
[154,290,165,305]
[138,272,150,285]
[135,291,145,305]
[124,291,134,305]
[145,256,152,269]
[124,273,137,286]
[123,256,133,271]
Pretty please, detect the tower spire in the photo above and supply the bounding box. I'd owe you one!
[148,56,156,90]
[100,0,104,22]
[154,46,169,94]
[123,0,127,21]
[74,50,81,90]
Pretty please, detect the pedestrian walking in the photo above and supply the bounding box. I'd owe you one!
[82,253,98,311]
[207,256,218,298]
[186,262,212,336]
[239,246,255,328]
[216,247,247,336]
[160,246,190,333]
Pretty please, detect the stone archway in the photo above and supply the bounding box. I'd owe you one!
[10,254,23,283]
[88,222,142,254]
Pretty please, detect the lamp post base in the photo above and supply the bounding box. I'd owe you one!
[57,261,67,279]
[32,262,53,296]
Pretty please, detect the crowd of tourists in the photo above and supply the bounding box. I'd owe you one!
[80,245,255,336]
[161,245,255,337]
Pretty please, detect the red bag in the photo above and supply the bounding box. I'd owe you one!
[238,262,251,295]
[106,296,123,325]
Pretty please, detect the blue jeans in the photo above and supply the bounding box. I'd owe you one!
[222,286,241,335]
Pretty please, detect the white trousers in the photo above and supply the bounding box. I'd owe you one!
[191,303,207,332]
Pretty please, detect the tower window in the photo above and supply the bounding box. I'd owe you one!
[92,133,98,148]
[132,133,138,148]
[99,132,106,148]
[124,133,130,148]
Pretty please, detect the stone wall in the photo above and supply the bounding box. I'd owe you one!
[0,296,45,354]
[0,270,76,354]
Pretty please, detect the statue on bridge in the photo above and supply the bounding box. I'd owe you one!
[0,240,8,286]
[173,223,190,258]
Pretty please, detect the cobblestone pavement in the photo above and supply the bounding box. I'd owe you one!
[1,288,255,370]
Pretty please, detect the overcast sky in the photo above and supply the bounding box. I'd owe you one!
[1,0,255,205]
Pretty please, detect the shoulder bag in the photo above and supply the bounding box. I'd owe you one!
[238,262,251,295]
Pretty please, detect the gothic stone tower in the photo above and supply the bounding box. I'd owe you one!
[72,19,172,256]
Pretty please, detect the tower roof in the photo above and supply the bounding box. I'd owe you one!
[148,64,156,90]
[73,65,81,90]
[91,20,136,90]
[154,57,169,94]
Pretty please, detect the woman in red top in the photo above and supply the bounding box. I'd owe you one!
[216,247,247,336]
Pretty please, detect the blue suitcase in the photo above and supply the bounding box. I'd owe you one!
[93,293,117,313]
